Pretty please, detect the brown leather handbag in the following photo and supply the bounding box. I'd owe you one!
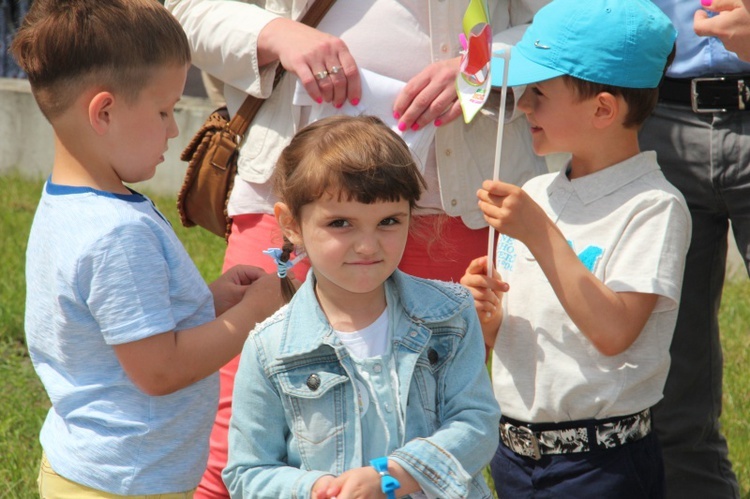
[177,0,337,239]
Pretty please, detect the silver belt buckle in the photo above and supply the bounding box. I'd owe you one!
[512,425,542,460]
[690,76,749,113]
[690,77,727,113]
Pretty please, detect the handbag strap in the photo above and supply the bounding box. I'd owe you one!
[226,0,339,138]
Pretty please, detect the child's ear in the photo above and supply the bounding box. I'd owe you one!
[274,202,303,246]
[88,91,115,135]
[592,92,619,129]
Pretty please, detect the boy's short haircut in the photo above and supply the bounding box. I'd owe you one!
[562,46,677,129]
[10,0,191,120]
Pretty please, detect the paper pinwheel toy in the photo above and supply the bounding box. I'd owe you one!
[456,0,492,123]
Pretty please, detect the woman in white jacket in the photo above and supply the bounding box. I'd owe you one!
[166,1,551,497]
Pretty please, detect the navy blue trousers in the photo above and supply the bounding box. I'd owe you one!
[490,432,664,499]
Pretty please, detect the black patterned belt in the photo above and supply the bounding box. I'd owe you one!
[499,409,652,460]
[659,75,750,113]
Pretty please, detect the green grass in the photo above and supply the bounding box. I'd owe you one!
[720,279,750,497]
[1,172,748,498]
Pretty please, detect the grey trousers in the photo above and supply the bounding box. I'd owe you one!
[640,101,749,499]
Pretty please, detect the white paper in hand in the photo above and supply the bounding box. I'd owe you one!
[292,68,435,173]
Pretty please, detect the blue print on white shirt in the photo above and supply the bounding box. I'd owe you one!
[496,235,516,272]
[568,241,604,272]
[495,236,603,273]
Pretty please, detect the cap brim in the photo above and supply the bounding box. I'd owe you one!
[491,48,565,88]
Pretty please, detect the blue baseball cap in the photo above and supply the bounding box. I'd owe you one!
[493,0,676,89]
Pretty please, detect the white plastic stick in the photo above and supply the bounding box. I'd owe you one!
[289,251,307,267]
[487,49,511,277]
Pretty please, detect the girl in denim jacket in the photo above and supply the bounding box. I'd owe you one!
[223,115,500,499]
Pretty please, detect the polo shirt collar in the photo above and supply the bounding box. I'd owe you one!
[548,151,660,204]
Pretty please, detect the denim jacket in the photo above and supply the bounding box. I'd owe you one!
[223,270,501,498]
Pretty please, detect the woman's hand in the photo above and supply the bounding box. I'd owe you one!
[393,57,463,131]
[694,0,750,61]
[258,17,361,107]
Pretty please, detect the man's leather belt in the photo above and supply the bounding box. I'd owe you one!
[499,409,652,460]
[659,75,750,113]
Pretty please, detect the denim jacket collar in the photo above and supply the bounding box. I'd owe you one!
[275,269,469,359]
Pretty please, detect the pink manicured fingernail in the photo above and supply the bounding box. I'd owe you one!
[335,103,342,109]
[393,111,401,120]
[434,119,442,127]
[701,0,711,5]
[411,123,420,131]
[397,121,407,132]
[316,97,323,104]
[351,98,360,106]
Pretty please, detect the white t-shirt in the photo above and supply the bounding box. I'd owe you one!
[334,308,390,359]
[335,309,403,463]
[492,151,691,423]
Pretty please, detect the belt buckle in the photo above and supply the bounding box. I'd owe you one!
[511,425,542,460]
[690,76,750,113]
[691,77,727,113]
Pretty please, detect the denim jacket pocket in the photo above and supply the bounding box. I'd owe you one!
[406,332,458,437]
[276,362,349,471]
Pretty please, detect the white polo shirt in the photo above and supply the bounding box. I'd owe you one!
[492,151,691,423]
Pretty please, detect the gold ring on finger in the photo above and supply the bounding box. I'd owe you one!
[329,65,342,75]
[315,70,329,80]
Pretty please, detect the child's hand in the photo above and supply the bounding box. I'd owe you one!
[477,180,548,246]
[224,264,268,285]
[461,256,508,347]
[461,256,508,320]
[209,265,267,316]
[311,475,337,499]
[238,272,292,321]
[320,466,383,499]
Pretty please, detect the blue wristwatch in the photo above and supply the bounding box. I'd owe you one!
[370,456,400,499]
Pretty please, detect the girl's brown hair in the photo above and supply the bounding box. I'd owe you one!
[272,115,427,302]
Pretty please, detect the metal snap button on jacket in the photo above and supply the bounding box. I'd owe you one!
[306,373,321,391]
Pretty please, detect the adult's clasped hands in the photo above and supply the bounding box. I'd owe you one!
[694,0,750,61]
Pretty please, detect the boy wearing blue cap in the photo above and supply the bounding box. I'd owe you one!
[461,0,691,497]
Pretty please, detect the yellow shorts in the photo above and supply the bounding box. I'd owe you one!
[38,453,195,499]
